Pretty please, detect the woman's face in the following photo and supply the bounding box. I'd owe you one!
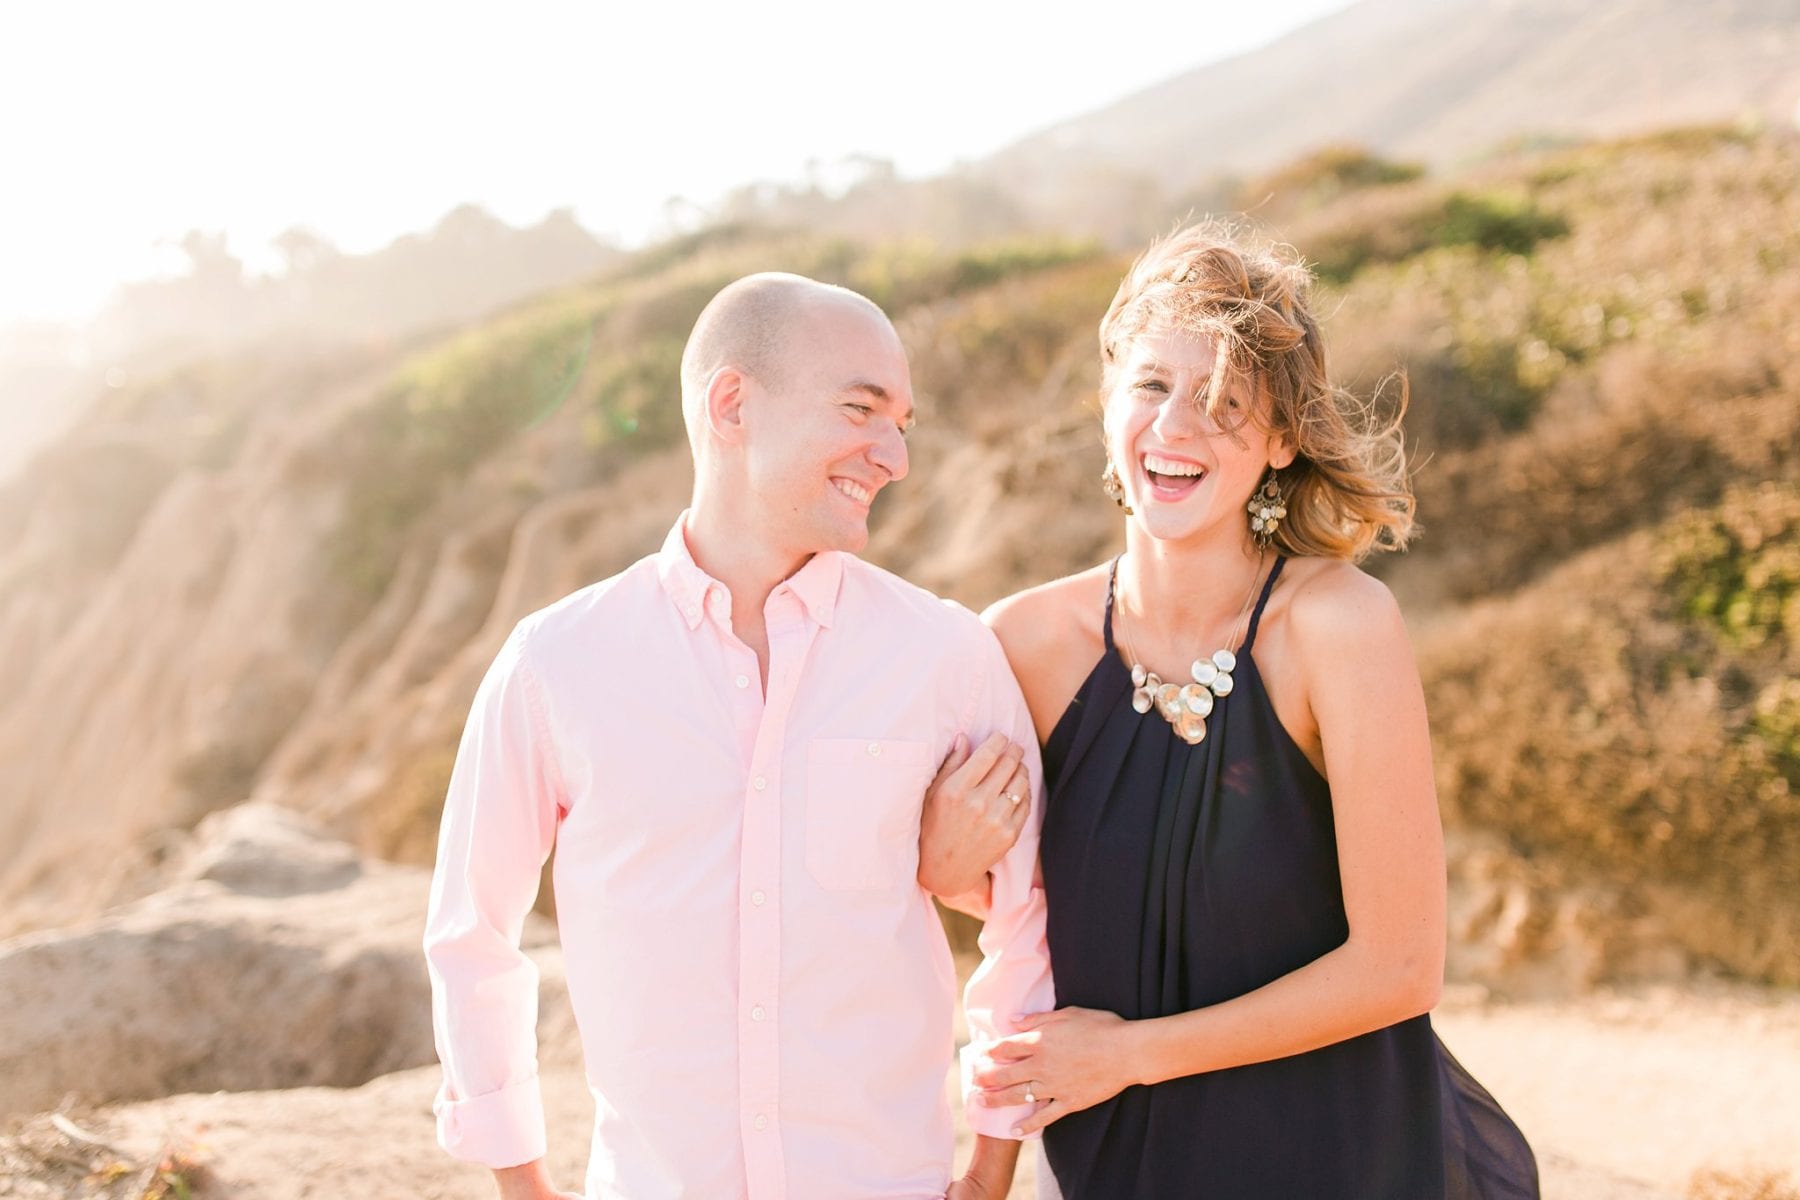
[1102,328,1294,547]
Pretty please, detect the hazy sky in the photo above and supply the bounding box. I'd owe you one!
[1,1,1353,327]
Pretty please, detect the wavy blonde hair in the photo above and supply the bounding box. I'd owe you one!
[1099,219,1414,561]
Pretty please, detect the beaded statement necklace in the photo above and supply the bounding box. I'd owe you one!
[1114,550,1268,745]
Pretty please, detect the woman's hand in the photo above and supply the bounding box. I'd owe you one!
[970,1007,1141,1136]
[917,732,1032,904]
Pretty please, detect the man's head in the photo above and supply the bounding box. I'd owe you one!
[680,272,913,558]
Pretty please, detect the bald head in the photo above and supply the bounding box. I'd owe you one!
[680,272,890,448]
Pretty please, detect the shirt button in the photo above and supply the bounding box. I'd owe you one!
[751,890,766,906]
[685,605,699,620]
[735,674,749,689]
[866,742,881,757]
[751,1005,766,1022]
[753,1114,768,1131]
[753,776,767,792]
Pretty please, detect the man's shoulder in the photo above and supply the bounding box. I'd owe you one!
[510,553,662,652]
[839,555,990,646]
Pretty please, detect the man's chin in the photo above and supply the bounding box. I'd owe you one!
[816,514,870,554]
[831,524,870,554]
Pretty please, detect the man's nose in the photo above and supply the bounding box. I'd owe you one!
[870,424,909,483]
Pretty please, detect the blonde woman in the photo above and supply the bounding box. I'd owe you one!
[972,223,1537,1198]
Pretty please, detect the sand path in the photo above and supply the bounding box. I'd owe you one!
[5,985,1796,1198]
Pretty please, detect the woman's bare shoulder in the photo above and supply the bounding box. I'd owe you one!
[983,563,1115,733]
[1276,556,1410,670]
[983,562,1112,656]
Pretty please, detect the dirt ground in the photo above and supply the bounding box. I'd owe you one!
[6,980,1796,1199]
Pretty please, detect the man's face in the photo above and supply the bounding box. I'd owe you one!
[738,300,914,557]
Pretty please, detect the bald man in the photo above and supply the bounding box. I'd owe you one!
[424,274,1055,1200]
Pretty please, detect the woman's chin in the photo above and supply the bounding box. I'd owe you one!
[1131,505,1226,546]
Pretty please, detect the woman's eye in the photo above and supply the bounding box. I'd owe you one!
[1134,380,1167,395]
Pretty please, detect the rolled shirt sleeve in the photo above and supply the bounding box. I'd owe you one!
[957,622,1057,1140]
[422,619,567,1168]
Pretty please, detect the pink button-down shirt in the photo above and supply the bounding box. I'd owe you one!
[424,512,1054,1200]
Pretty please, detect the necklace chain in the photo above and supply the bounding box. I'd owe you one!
[1114,550,1267,746]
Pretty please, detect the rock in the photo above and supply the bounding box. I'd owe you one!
[0,804,565,1120]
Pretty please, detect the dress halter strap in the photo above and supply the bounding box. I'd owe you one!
[1102,554,1123,652]
[1240,555,1288,657]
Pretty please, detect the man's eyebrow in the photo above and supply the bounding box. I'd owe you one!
[843,379,915,427]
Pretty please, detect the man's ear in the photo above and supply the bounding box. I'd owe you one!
[706,367,748,446]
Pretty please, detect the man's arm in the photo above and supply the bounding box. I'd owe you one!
[422,620,568,1188]
[955,623,1056,1164]
[948,1136,1022,1200]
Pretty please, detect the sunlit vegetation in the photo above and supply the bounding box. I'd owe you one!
[15,119,1795,986]
[321,128,1800,983]
[322,232,1104,603]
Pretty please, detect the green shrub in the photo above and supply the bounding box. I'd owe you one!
[1434,190,1569,255]
[1661,482,1800,650]
[1241,144,1424,211]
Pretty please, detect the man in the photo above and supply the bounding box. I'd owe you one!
[423,272,1054,1200]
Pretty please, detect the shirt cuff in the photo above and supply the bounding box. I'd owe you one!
[960,1040,1042,1142]
[433,1073,549,1168]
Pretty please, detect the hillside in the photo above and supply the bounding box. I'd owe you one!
[0,205,624,494]
[1,125,1796,999]
[983,0,1800,213]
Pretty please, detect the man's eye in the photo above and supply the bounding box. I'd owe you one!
[846,403,872,416]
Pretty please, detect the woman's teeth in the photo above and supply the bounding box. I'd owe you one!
[1142,453,1205,484]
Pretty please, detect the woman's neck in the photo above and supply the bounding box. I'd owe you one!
[1116,520,1268,655]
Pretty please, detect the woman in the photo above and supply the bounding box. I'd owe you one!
[973,221,1538,1198]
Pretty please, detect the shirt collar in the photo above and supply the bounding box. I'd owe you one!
[656,509,843,631]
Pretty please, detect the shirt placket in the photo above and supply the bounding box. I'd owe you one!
[735,597,819,1200]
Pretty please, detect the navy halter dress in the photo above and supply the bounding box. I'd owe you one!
[1038,555,1538,1199]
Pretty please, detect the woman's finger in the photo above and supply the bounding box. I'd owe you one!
[1014,1097,1068,1137]
[974,1080,1046,1108]
[931,733,971,787]
[955,734,1012,791]
[1000,763,1032,822]
[969,741,1026,804]
[970,1061,1025,1090]
[970,1055,1034,1090]
[984,1030,1041,1060]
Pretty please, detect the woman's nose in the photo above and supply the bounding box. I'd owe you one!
[1151,390,1209,441]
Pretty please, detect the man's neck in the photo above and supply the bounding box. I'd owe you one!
[684,498,814,676]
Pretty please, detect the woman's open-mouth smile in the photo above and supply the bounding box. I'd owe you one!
[1141,451,1207,502]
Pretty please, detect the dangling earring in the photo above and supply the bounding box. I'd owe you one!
[1248,469,1286,548]
[1101,460,1134,515]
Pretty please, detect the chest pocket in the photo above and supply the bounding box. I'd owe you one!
[803,737,933,891]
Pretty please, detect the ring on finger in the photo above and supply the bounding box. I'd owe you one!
[1003,791,1023,805]
[1024,1081,1036,1104]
